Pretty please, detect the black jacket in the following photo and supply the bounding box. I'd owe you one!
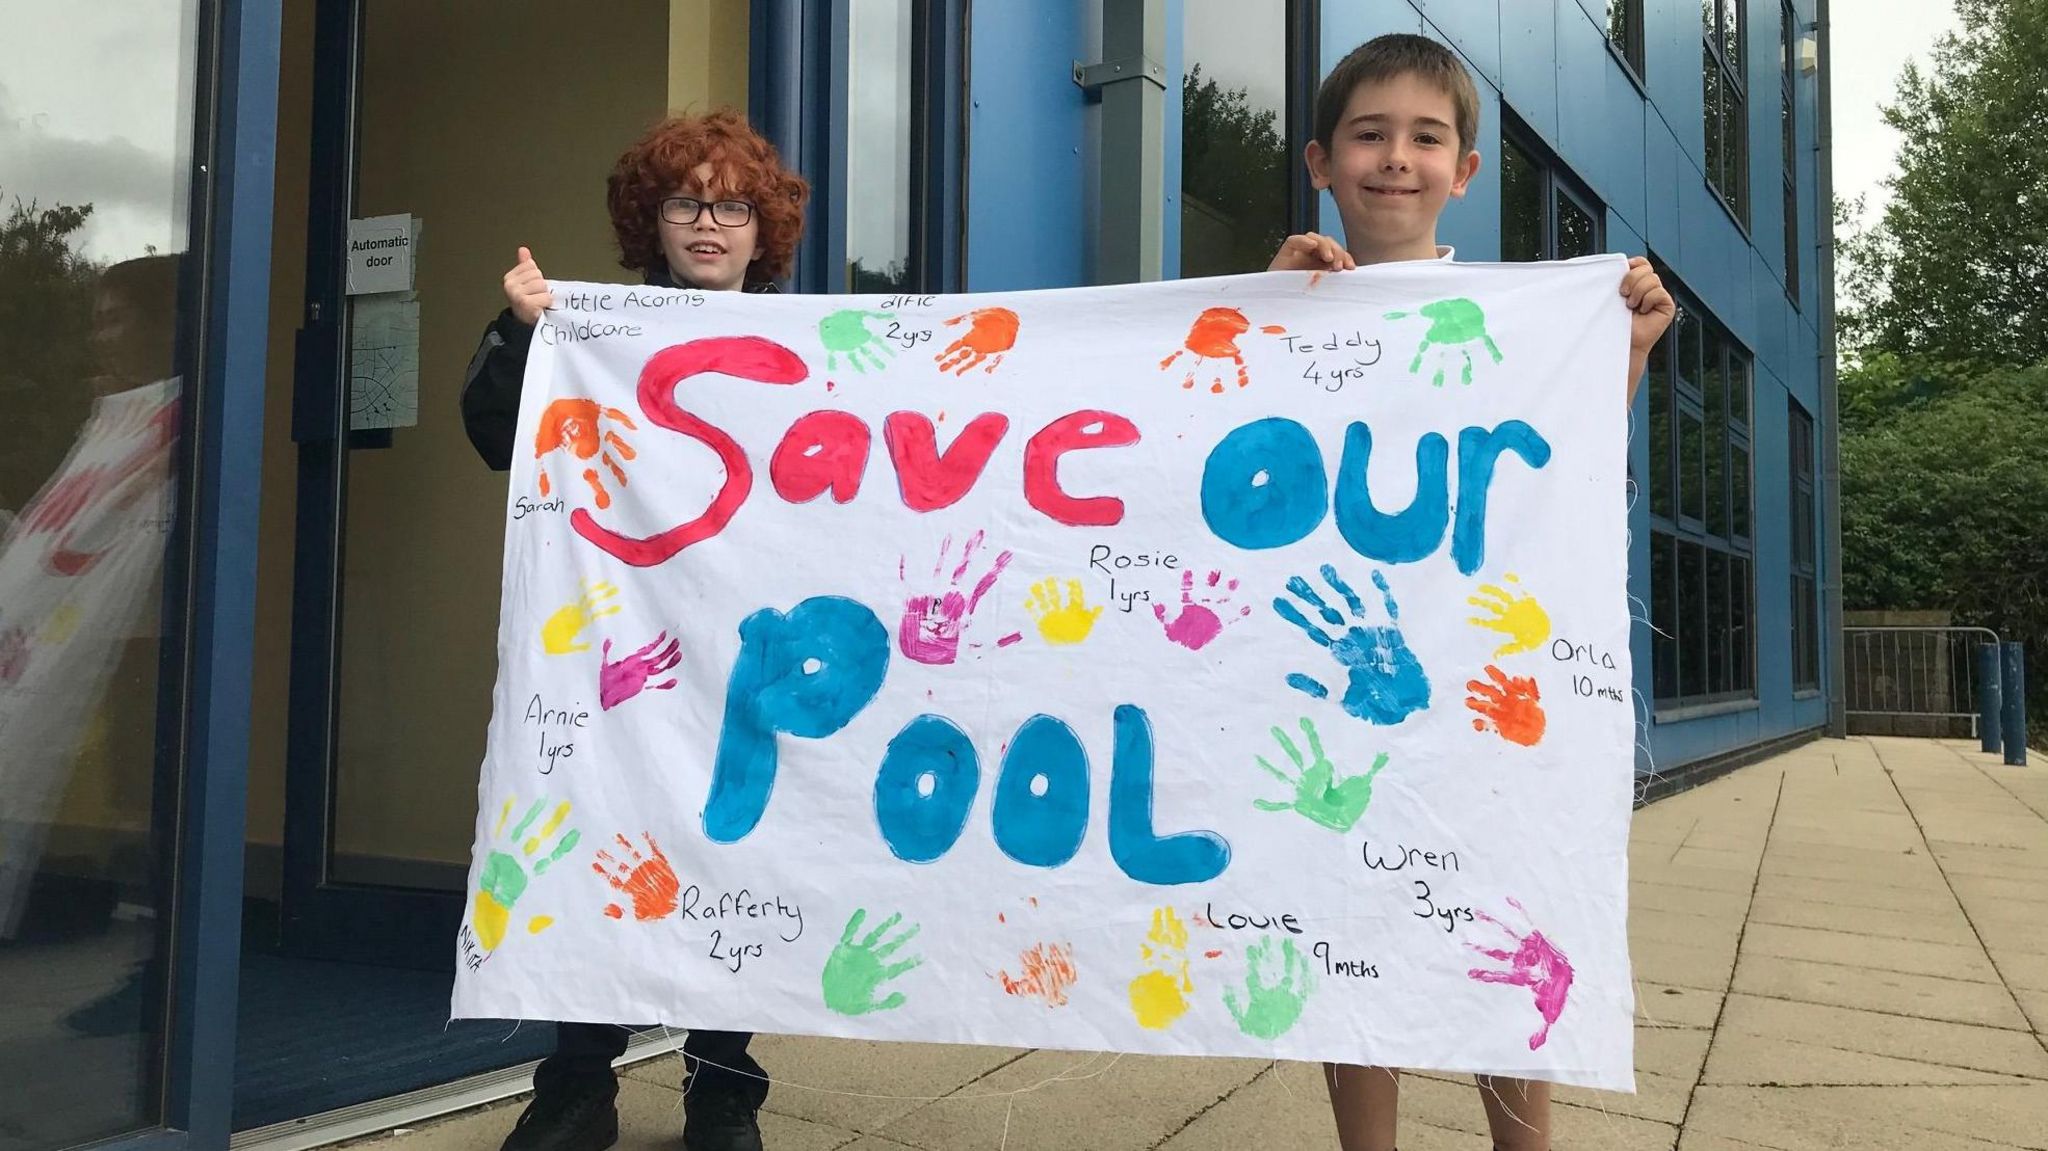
[459,268,782,471]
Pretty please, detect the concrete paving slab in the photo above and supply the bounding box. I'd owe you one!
[1739,921,2005,984]
[1951,874,2048,907]
[1633,937,1741,993]
[1630,863,1761,896]
[1631,906,1745,952]
[1684,1085,2036,1151]
[1632,883,1755,921]
[2015,987,2048,1033]
[1744,893,1979,946]
[1633,981,1725,1030]
[1732,954,2032,1029]
[1715,993,2048,1079]
[873,1051,1265,1151]
[1752,871,1964,916]
[1153,1061,1341,1151]
[737,1035,1027,1134]
[1756,852,1953,892]
[1991,950,2048,992]
[1701,1028,2035,1087]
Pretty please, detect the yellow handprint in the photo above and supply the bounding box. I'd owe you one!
[1127,906,1193,1029]
[1025,578,1102,645]
[473,796,580,951]
[1466,573,1551,659]
[541,580,621,655]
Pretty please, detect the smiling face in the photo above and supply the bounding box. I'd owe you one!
[656,161,762,292]
[1307,72,1481,264]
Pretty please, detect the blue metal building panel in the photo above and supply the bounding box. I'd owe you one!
[966,2,1094,290]
[1643,117,1682,257]
[1414,0,1501,86]
[1498,0,1560,147]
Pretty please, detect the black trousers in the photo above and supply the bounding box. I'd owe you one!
[535,1023,766,1108]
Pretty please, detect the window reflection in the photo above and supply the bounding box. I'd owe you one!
[1181,0,1291,276]
[847,0,914,291]
[0,2,195,1145]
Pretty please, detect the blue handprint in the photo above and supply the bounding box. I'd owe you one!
[1273,565,1430,725]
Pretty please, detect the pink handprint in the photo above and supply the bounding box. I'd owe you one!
[1465,897,1574,1050]
[1152,569,1252,651]
[898,530,1012,665]
[598,630,682,711]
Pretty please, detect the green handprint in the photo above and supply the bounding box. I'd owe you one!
[1224,936,1313,1040]
[1253,717,1388,833]
[1383,297,1503,387]
[821,908,922,1015]
[819,309,895,373]
[473,796,581,951]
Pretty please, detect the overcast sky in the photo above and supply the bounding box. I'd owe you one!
[1833,0,1961,230]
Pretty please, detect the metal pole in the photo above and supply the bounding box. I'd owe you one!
[1977,643,2003,754]
[1093,0,1166,283]
[2000,642,2028,766]
[1815,0,1847,738]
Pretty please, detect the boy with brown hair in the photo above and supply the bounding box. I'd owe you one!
[1266,33,1673,1151]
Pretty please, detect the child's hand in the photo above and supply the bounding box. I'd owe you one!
[1268,233,1356,274]
[503,246,554,326]
[1620,256,1674,406]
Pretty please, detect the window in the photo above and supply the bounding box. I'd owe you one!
[0,0,198,1142]
[845,1,964,291]
[1780,0,1799,299]
[1789,399,1820,691]
[1645,276,1756,707]
[1607,0,1645,78]
[1180,0,1312,275]
[1703,0,1748,225]
[1499,128,1603,262]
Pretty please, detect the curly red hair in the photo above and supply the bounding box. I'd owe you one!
[606,110,809,283]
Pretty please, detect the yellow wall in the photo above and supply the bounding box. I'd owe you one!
[248,0,748,885]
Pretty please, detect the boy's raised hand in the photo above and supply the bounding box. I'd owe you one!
[503,246,554,326]
[1268,232,1357,274]
[1620,256,1675,406]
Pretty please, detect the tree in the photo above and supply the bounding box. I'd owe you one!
[1179,64,1290,276]
[1837,0,2048,363]
[0,193,102,512]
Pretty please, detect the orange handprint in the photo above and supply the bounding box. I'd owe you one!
[1466,665,1546,747]
[936,307,1020,375]
[997,941,1079,1007]
[535,398,637,510]
[1159,307,1286,393]
[594,832,681,921]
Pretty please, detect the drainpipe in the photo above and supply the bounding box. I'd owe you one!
[1078,0,1166,283]
[1815,0,1846,738]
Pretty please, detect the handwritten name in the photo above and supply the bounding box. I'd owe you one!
[1203,901,1304,935]
[512,495,564,521]
[1361,841,1461,873]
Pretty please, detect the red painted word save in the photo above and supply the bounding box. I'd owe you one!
[574,338,1141,567]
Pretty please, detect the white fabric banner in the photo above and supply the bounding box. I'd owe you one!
[452,258,1638,1090]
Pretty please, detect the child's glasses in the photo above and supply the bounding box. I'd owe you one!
[660,197,755,227]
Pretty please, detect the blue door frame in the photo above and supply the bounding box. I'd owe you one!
[128,0,282,1149]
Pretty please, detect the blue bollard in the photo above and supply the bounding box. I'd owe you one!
[1978,643,2004,754]
[2000,642,2028,767]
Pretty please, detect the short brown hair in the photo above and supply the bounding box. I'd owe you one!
[1314,34,1481,158]
[606,110,810,283]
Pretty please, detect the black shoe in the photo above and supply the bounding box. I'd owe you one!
[682,1086,763,1151]
[500,1079,619,1151]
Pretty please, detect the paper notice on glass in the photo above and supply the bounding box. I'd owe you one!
[349,293,420,429]
[347,213,416,295]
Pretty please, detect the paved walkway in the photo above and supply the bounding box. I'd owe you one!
[372,737,2048,1151]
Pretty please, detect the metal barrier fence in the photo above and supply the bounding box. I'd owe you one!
[1844,626,2002,738]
